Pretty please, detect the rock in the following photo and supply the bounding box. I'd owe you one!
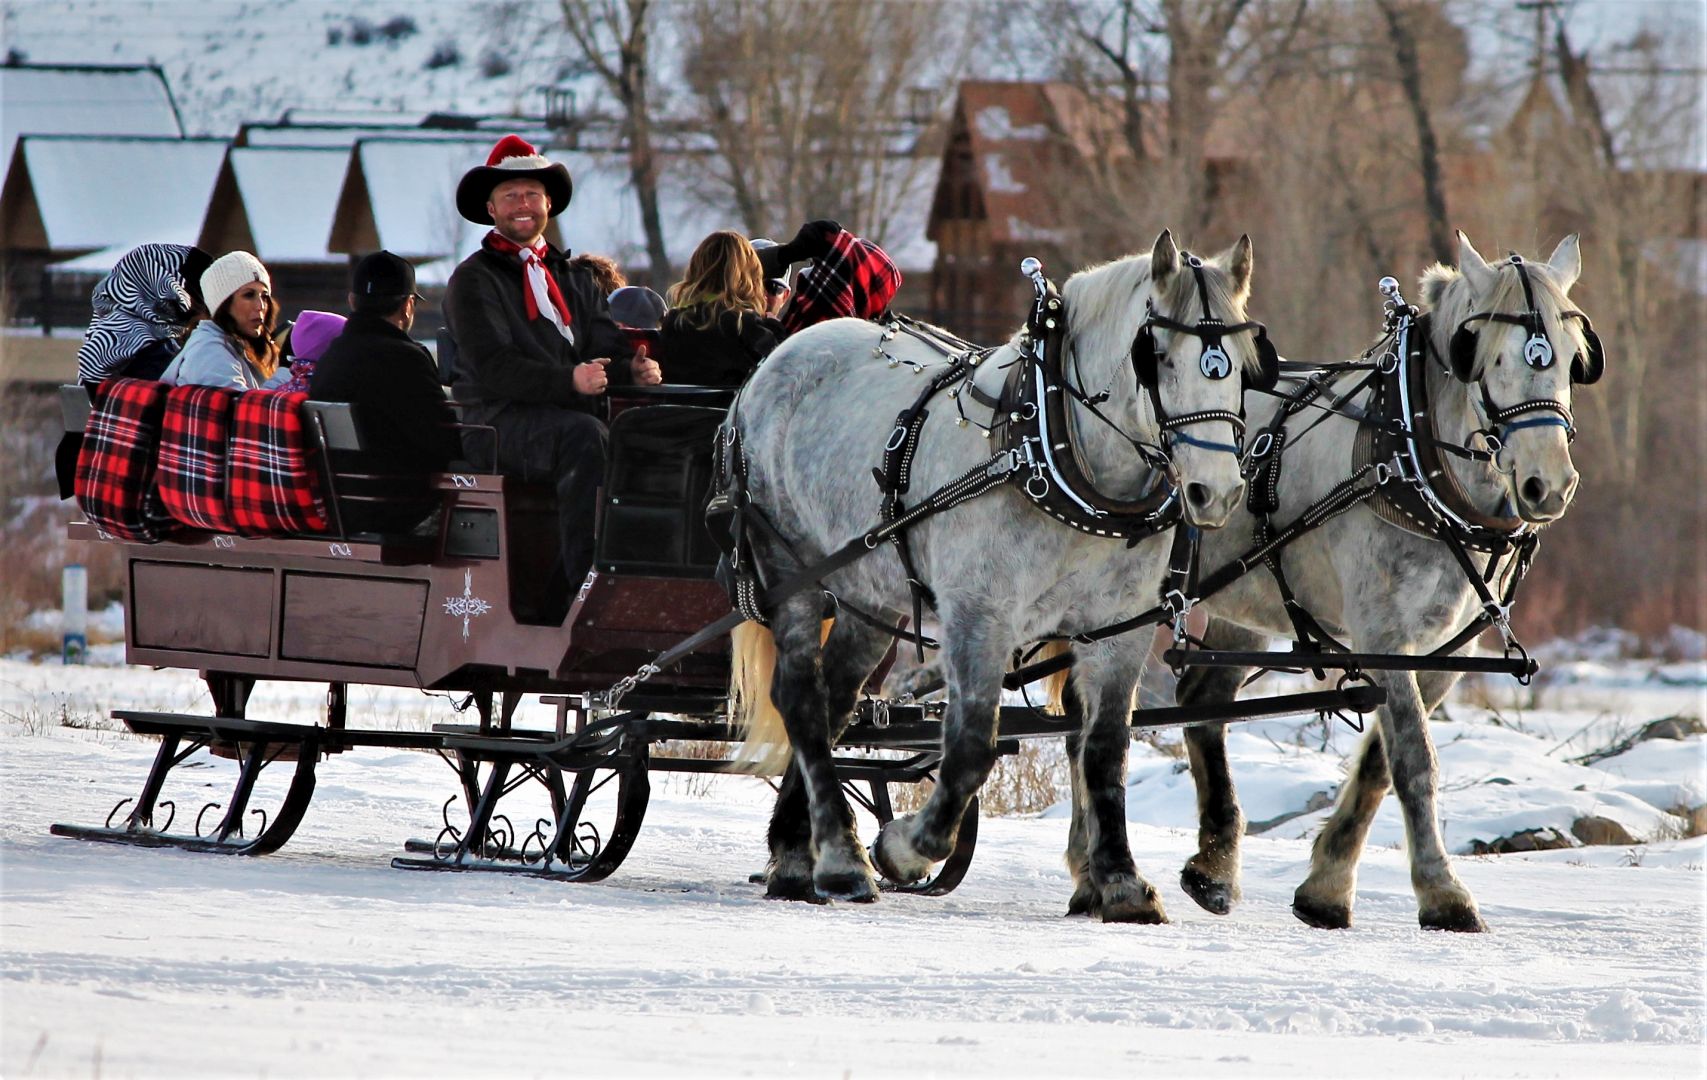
[1571,816,1638,846]
[1635,715,1705,742]
[1466,827,1574,855]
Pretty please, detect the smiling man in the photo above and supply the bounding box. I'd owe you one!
[446,135,662,601]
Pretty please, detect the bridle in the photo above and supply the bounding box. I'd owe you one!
[1444,255,1597,469]
[1131,252,1279,461]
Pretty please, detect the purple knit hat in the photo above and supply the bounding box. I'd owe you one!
[290,310,347,361]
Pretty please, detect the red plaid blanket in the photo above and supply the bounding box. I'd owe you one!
[73,377,182,542]
[156,384,238,533]
[228,390,329,536]
[781,229,902,336]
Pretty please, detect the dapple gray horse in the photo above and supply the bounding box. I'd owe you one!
[1065,232,1597,931]
[730,232,1268,916]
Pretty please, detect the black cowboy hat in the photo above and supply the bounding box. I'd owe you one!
[455,134,573,225]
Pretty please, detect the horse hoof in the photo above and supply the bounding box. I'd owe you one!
[1420,904,1487,933]
[1292,893,1352,930]
[765,873,821,902]
[1065,884,1099,918]
[870,825,930,885]
[814,870,879,903]
[1180,867,1236,916]
[1099,879,1169,925]
[748,869,767,885]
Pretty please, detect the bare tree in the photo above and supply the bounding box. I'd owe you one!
[1376,0,1455,264]
[558,0,671,277]
[675,0,979,245]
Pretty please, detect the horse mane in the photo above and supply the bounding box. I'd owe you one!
[1060,251,1264,378]
[1419,259,1588,372]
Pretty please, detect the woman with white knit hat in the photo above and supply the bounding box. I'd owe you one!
[161,251,290,390]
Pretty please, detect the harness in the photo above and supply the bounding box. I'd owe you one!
[704,256,1253,669]
[1185,277,1545,679]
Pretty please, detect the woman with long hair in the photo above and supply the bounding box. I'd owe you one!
[161,251,290,390]
[656,230,783,386]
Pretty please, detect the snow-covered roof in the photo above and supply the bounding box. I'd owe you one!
[243,123,556,149]
[330,137,498,262]
[0,65,182,187]
[225,146,349,263]
[3,135,227,253]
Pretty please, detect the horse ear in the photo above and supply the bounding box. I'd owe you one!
[1457,230,1497,298]
[1151,229,1180,280]
[1217,233,1254,298]
[1546,233,1582,293]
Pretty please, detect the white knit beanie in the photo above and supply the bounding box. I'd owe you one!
[200,251,270,316]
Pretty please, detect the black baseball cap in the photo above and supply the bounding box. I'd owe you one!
[351,250,419,311]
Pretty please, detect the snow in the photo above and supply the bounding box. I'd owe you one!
[1,655,1702,1076]
[18,136,228,252]
[228,146,349,264]
[973,106,1050,142]
[0,65,182,186]
[346,137,491,261]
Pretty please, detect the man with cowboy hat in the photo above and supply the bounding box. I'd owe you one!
[446,134,662,598]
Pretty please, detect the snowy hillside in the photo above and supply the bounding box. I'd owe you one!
[2,1,581,138]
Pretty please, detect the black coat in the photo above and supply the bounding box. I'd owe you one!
[308,313,458,534]
[445,244,634,417]
[655,305,782,387]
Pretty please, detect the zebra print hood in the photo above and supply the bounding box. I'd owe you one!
[75,244,210,385]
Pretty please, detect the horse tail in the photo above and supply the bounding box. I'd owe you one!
[1038,640,1072,716]
[729,618,838,775]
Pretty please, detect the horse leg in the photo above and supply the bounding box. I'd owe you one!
[1074,644,1167,924]
[1291,725,1390,929]
[1178,619,1266,915]
[764,593,877,902]
[1060,688,1098,916]
[765,616,893,901]
[1295,668,1484,931]
[871,621,1005,884]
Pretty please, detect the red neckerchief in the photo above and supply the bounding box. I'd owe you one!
[483,230,574,332]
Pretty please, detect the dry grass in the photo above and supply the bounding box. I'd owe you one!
[890,739,1067,817]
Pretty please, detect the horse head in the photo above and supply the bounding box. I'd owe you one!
[1065,229,1272,528]
[1422,232,1598,523]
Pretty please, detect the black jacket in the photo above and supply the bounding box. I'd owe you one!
[655,305,783,387]
[308,313,457,534]
[445,244,634,416]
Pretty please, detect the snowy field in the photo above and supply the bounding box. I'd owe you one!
[2,653,1703,1078]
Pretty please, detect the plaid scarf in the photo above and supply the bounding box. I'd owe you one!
[483,231,574,345]
[781,230,902,336]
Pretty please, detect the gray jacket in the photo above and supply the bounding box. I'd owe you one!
[161,320,289,390]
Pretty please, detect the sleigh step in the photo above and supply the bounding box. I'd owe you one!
[1162,648,1538,679]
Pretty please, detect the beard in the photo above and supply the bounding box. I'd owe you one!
[493,209,548,246]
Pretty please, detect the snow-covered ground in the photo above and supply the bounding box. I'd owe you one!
[2,655,1703,1078]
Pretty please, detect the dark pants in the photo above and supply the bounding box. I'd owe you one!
[468,401,608,591]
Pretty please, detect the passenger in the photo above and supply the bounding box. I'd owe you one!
[568,252,626,295]
[608,285,667,331]
[276,310,347,395]
[655,230,783,387]
[748,238,793,319]
[444,135,662,594]
[308,252,457,535]
[160,251,291,390]
[75,243,214,386]
[754,219,903,336]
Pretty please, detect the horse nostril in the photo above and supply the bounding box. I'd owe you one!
[1521,476,1547,506]
[1185,483,1211,510]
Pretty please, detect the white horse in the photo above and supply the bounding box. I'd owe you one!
[730,231,1270,915]
[1064,232,1598,930]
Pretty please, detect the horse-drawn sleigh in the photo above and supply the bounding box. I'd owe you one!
[51,229,1597,929]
